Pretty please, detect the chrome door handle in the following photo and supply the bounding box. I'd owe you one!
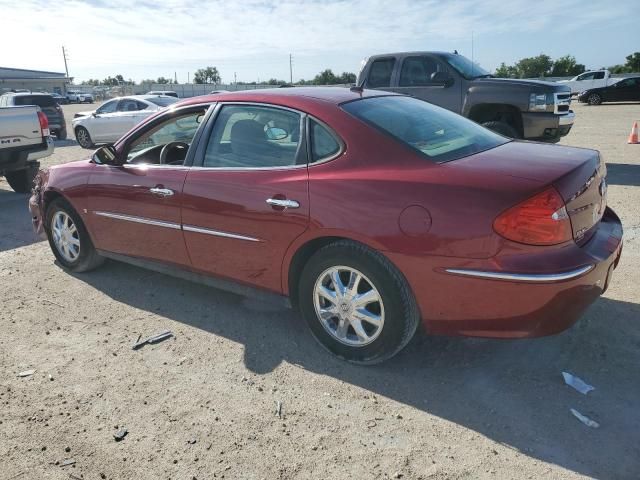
[150,187,174,197]
[266,198,299,209]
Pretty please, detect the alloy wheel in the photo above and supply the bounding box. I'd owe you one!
[313,266,385,347]
[76,128,91,147]
[51,211,81,262]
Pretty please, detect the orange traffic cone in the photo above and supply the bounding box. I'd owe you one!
[629,121,639,144]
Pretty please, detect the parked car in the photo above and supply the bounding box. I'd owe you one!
[357,51,574,142]
[577,76,640,105]
[50,92,69,105]
[146,90,178,98]
[29,88,622,364]
[0,92,68,139]
[0,105,53,192]
[67,90,94,103]
[72,95,179,148]
[558,69,622,95]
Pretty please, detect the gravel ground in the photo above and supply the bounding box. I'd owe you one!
[1,101,639,480]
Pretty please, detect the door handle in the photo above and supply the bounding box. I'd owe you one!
[150,187,174,197]
[266,198,299,209]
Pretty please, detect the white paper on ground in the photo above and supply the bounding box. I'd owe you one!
[570,408,600,428]
[562,371,595,395]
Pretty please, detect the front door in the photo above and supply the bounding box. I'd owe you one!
[86,106,210,266]
[181,103,309,293]
[89,99,123,142]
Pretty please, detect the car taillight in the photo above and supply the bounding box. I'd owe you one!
[37,111,50,137]
[493,187,573,246]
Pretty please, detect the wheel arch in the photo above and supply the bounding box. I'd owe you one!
[468,103,523,137]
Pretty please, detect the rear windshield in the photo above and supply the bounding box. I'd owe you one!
[341,96,508,163]
[14,95,56,107]
[147,97,179,107]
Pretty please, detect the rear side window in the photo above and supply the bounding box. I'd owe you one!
[342,96,508,163]
[593,71,605,80]
[310,120,341,162]
[367,58,395,88]
[117,99,140,112]
[399,56,446,87]
[14,95,55,107]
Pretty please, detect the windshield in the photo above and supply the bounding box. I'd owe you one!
[342,96,508,163]
[441,53,491,79]
[147,97,179,107]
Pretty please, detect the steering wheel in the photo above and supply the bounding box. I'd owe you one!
[159,141,189,165]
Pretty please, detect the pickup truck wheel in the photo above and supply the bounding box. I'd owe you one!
[298,240,420,364]
[588,93,602,105]
[4,163,39,193]
[75,127,94,148]
[45,198,104,272]
[481,121,521,139]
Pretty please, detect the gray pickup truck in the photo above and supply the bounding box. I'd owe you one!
[357,51,575,142]
[0,105,54,192]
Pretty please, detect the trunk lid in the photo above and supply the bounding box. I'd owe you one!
[448,141,607,245]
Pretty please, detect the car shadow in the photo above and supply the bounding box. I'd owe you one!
[0,187,43,252]
[606,163,640,187]
[71,259,640,479]
[53,138,79,148]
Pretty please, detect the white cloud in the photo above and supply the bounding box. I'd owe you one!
[0,0,632,82]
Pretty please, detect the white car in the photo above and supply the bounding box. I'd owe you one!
[66,90,94,103]
[72,95,178,148]
[557,70,623,95]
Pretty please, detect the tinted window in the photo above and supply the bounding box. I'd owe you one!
[441,53,490,79]
[117,99,144,112]
[399,56,446,87]
[593,71,605,80]
[136,100,149,110]
[14,95,55,107]
[578,73,595,81]
[310,120,340,162]
[616,78,639,88]
[96,100,118,114]
[367,58,395,88]
[342,96,508,163]
[147,97,178,107]
[203,105,302,168]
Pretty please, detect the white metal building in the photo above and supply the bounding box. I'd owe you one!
[0,67,70,95]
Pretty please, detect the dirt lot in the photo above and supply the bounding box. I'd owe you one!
[1,101,639,480]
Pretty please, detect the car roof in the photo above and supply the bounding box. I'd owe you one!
[175,87,400,109]
[364,51,454,60]
[1,92,53,97]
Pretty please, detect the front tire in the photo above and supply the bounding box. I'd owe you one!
[299,241,420,364]
[481,121,521,139]
[45,198,104,272]
[588,93,602,105]
[75,126,94,148]
[4,163,39,193]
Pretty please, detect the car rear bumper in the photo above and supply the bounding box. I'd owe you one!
[387,207,623,338]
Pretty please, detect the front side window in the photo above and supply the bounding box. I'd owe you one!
[399,56,446,87]
[310,120,341,162]
[203,105,302,168]
[578,73,595,81]
[147,97,179,107]
[125,109,207,165]
[367,58,395,88]
[96,100,118,114]
[342,96,508,163]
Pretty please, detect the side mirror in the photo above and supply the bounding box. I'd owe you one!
[431,71,454,87]
[92,145,120,165]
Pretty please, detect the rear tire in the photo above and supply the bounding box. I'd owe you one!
[4,163,39,193]
[75,126,94,148]
[588,93,602,105]
[45,198,104,272]
[481,121,521,139]
[298,240,420,364]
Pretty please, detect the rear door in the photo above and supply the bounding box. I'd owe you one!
[181,103,309,293]
[386,55,462,112]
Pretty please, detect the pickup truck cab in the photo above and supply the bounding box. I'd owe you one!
[0,105,54,192]
[357,51,574,142]
[0,92,68,139]
[558,70,621,95]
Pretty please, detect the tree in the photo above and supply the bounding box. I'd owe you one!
[551,55,585,77]
[338,72,356,84]
[494,62,518,78]
[515,54,553,78]
[266,78,287,85]
[624,52,640,72]
[156,76,171,84]
[193,66,221,84]
[313,69,338,85]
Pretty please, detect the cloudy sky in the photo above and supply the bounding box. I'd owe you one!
[1,0,637,83]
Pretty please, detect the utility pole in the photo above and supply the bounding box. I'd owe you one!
[61,45,69,78]
[174,71,177,84]
[234,72,237,87]
[187,72,190,83]
[289,53,293,84]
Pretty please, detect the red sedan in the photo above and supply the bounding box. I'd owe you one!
[29,88,623,364]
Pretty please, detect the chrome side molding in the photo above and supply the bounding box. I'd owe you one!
[94,211,181,230]
[445,264,594,282]
[182,224,262,242]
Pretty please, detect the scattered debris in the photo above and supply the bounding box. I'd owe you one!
[562,372,595,395]
[570,408,600,428]
[60,459,76,467]
[178,357,188,366]
[275,401,282,418]
[48,374,54,381]
[42,298,65,308]
[69,474,83,480]
[366,420,377,428]
[132,330,173,350]
[17,369,36,378]
[114,428,128,441]
[188,438,197,445]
